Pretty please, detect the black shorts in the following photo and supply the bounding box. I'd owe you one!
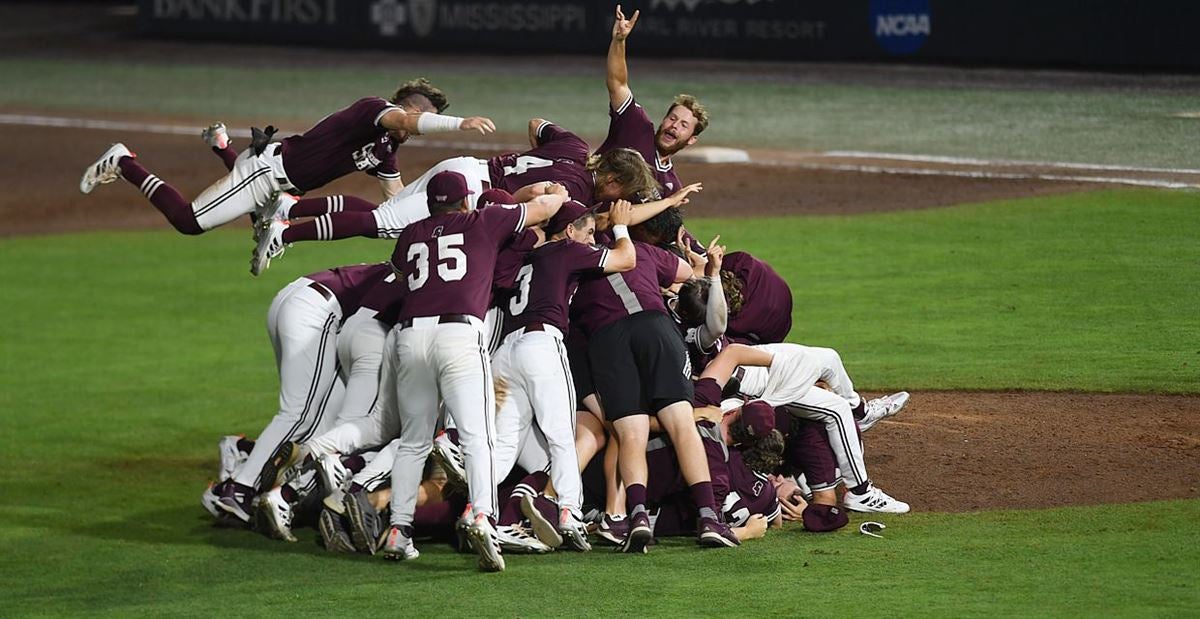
[565,329,594,409]
[588,311,694,421]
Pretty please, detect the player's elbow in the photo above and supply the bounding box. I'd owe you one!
[604,246,637,273]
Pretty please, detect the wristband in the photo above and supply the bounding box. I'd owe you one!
[416,112,467,134]
[612,224,630,241]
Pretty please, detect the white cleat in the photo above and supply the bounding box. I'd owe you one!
[381,526,420,561]
[323,488,348,515]
[258,487,298,542]
[468,514,506,572]
[496,524,553,554]
[859,391,910,432]
[432,432,468,491]
[843,484,910,514]
[558,508,592,552]
[217,435,243,482]
[201,122,231,150]
[201,483,222,518]
[250,219,289,277]
[316,453,349,496]
[79,143,133,194]
[254,190,297,234]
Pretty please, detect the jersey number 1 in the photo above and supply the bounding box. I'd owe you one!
[407,233,467,290]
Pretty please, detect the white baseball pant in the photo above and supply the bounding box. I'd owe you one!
[192,146,285,231]
[304,326,401,458]
[491,325,583,512]
[389,319,498,527]
[738,343,870,488]
[372,157,491,238]
[232,278,344,490]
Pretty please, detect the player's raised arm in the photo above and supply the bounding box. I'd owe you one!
[379,108,496,136]
[603,199,637,273]
[607,4,639,111]
[629,182,702,225]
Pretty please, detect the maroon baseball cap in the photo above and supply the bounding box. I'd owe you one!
[477,188,517,210]
[427,171,474,208]
[545,200,591,236]
[802,503,849,532]
[738,399,776,440]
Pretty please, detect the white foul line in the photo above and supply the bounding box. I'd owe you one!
[4,113,1196,190]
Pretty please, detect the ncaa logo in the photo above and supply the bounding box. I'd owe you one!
[869,0,931,55]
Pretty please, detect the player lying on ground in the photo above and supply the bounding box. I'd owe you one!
[80,78,494,236]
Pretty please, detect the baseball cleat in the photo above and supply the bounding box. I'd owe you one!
[381,525,420,561]
[257,487,297,543]
[520,494,563,549]
[596,513,629,546]
[318,508,356,553]
[254,190,297,236]
[316,453,350,497]
[697,517,740,548]
[79,143,133,194]
[201,122,232,150]
[201,481,224,518]
[431,432,468,491]
[859,391,911,432]
[344,488,386,554]
[843,484,910,514]
[323,488,348,515]
[558,508,592,552]
[495,524,553,554]
[250,219,290,277]
[215,481,256,524]
[619,511,652,554]
[467,514,506,572]
[454,503,474,554]
[256,440,302,493]
[217,435,244,482]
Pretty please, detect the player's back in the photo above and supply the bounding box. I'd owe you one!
[280,97,398,192]
[571,241,679,337]
[487,122,594,203]
[391,205,527,321]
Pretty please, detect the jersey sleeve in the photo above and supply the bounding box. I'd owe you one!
[599,94,658,163]
[563,240,610,274]
[481,203,528,246]
[354,96,400,127]
[531,121,590,165]
[373,147,401,180]
[644,243,684,288]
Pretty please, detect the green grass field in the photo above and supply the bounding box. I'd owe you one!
[2,189,1198,615]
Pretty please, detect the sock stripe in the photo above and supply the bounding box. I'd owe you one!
[142,177,164,198]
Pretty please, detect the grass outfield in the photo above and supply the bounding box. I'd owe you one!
[2,58,1199,167]
[1,188,1197,614]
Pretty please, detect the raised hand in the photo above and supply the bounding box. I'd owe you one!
[460,116,496,135]
[612,4,640,41]
[609,199,634,227]
[669,182,703,207]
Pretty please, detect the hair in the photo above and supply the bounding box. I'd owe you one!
[637,206,684,248]
[739,429,785,474]
[586,148,657,200]
[720,269,745,316]
[668,94,710,136]
[569,212,596,232]
[391,77,449,113]
[675,277,710,327]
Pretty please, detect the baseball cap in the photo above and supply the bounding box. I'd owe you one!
[545,200,590,236]
[476,188,517,210]
[737,399,776,440]
[802,503,849,532]
[427,171,474,208]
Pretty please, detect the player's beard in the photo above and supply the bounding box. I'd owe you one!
[655,128,689,156]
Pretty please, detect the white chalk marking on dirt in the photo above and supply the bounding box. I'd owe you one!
[3,113,1196,189]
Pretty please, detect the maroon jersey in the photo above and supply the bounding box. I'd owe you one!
[644,421,732,509]
[358,270,408,327]
[391,205,528,321]
[597,94,682,195]
[723,251,793,345]
[508,239,609,333]
[683,328,729,375]
[725,449,782,526]
[487,121,594,203]
[306,263,394,318]
[490,228,542,340]
[280,97,401,193]
[571,241,683,336]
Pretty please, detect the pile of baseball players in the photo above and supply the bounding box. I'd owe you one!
[79,6,911,572]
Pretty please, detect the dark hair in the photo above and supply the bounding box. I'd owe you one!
[720,269,745,316]
[740,429,785,474]
[675,278,710,327]
[392,77,449,113]
[668,94,710,136]
[587,148,657,200]
[636,206,684,247]
[570,212,596,232]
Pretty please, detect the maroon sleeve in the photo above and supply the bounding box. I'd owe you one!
[481,203,527,246]
[531,121,590,165]
[692,377,724,407]
[597,95,657,161]
[644,243,683,288]
[563,240,609,274]
[353,97,396,127]
[373,148,400,180]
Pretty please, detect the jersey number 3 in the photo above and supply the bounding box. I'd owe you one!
[407,233,467,290]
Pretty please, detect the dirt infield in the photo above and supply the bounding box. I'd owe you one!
[8,120,1193,513]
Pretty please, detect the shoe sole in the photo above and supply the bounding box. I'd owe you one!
[699,530,739,548]
[343,494,379,555]
[560,527,593,552]
[318,510,356,553]
[255,442,299,494]
[316,457,346,496]
[468,526,506,572]
[620,525,652,554]
[520,495,563,549]
[595,529,626,546]
[431,443,468,491]
[323,491,347,515]
[215,496,252,523]
[259,496,297,543]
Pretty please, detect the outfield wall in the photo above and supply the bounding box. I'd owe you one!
[138,0,1200,71]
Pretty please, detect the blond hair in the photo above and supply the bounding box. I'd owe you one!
[669,94,710,135]
[586,148,658,200]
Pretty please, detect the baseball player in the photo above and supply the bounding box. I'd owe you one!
[206,263,392,524]
[380,170,564,572]
[250,119,658,275]
[490,199,638,551]
[80,78,494,238]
